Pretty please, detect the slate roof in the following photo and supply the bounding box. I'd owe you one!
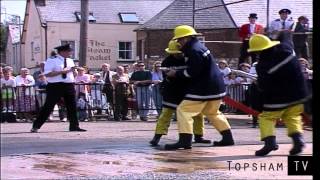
[36,0,173,24]
[137,0,313,30]
[224,0,313,28]
[136,0,237,30]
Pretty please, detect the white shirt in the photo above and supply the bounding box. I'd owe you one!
[269,18,294,39]
[219,67,232,77]
[247,62,258,84]
[249,23,256,34]
[15,75,35,86]
[0,77,16,87]
[44,54,75,83]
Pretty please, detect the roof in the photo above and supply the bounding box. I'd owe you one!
[136,0,237,30]
[137,0,313,30]
[224,0,313,28]
[36,0,174,24]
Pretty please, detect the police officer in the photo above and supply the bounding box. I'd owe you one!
[31,44,86,132]
[164,25,234,150]
[268,9,294,40]
[149,40,211,146]
[247,34,308,156]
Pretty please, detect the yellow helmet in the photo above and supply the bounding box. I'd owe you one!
[165,40,182,54]
[172,25,202,40]
[247,34,280,52]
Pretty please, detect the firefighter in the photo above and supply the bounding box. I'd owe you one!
[149,40,211,146]
[164,25,234,150]
[247,34,308,156]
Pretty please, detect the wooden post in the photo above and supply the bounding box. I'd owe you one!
[79,0,88,66]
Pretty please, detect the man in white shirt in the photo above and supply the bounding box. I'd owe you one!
[268,9,294,40]
[31,44,86,132]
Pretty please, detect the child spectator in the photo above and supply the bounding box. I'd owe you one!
[90,73,106,115]
[77,92,88,122]
[35,74,48,108]
[218,59,231,78]
[1,68,16,112]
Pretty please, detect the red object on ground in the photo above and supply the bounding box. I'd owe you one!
[223,96,260,117]
[223,96,312,128]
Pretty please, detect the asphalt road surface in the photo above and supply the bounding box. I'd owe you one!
[1,115,313,179]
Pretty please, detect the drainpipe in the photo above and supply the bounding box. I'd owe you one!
[41,22,48,59]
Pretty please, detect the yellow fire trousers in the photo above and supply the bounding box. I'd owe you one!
[259,104,304,140]
[177,99,231,134]
[155,107,206,135]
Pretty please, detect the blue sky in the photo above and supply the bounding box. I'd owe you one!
[1,0,26,22]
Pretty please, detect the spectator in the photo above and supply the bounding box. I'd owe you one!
[123,64,130,75]
[151,61,163,116]
[33,62,45,85]
[35,74,48,108]
[112,66,130,121]
[1,68,16,112]
[238,13,264,65]
[15,68,36,120]
[238,63,252,83]
[293,16,310,59]
[89,73,106,115]
[77,92,88,122]
[224,72,246,113]
[218,59,231,78]
[75,67,91,98]
[101,63,116,109]
[0,67,3,79]
[298,58,312,80]
[130,61,152,121]
[298,58,312,117]
[268,9,294,40]
[224,72,243,86]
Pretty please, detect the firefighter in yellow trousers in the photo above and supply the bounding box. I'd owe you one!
[247,34,308,156]
[164,25,234,150]
[150,40,211,146]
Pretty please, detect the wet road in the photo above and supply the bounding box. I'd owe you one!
[1,115,313,179]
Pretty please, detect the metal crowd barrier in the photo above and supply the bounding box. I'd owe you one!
[1,83,260,122]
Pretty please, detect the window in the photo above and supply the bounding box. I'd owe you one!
[119,13,139,23]
[35,0,46,6]
[118,42,133,61]
[74,12,96,23]
[60,40,77,59]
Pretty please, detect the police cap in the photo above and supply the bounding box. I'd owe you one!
[54,44,73,52]
[248,13,258,19]
[278,9,291,14]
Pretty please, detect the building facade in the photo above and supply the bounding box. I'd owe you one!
[7,0,312,72]
[20,0,173,71]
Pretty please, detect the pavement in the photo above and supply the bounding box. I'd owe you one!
[0,114,313,179]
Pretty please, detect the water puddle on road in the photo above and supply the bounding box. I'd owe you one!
[151,150,227,173]
[27,149,227,176]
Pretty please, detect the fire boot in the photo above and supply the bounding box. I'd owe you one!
[255,136,279,156]
[213,129,235,146]
[164,133,192,150]
[289,133,305,155]
[194,134,211,144]
[149,134,162,146]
